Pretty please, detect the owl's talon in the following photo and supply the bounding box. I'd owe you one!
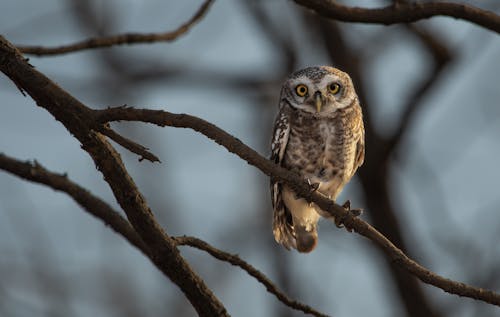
[307,179,320,193]
[341,200,363,216]
[335,200,363,231]
[342,200,351,210]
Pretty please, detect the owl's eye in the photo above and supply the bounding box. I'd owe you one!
[295,84,308,97]
[328,83,341,94]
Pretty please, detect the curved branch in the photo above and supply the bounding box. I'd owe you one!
[17,0,214,56]
[294,0,500,34]
[0,35,228,317]
[175,236,329,317]
[94,106,500,307]
[0,152,328,317]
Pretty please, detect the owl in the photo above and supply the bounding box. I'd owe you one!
[270,66,365,253]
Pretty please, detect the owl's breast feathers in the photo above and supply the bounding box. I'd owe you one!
[282,104,364,198]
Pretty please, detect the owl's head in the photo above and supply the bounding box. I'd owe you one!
[280,66,358,115]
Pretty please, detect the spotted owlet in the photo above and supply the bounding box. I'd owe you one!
[270,66,365,253]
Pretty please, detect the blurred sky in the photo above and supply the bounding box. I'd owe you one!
[1,1,500,317]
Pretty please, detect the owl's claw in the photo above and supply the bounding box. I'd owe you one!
[335,200,363,231]
[307,179,320,192]
[293,180,321,202]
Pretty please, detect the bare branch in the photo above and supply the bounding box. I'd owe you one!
[94,106,500,307]
[17,0,214,56]
[0,35,228,317]
[294,0,500,34]
[0,152,327,317]
[98,124,161,163]
[175,236,330,317]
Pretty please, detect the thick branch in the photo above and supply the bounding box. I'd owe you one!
[294,0,500,34]
[17,0,214,56]
[0,35,228,317]
[94,106,500,307]
[0,152,327,317]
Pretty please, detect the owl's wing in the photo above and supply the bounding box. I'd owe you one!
[353,124,365,172]
[270,105,296,250]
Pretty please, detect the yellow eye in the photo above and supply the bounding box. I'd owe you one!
[328,83,341,94]
[295,84,308,97]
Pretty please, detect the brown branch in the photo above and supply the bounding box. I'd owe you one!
[17,0,214,56]
[98,124,161,162]
[0,35,228,317]
[174,236,330,317]
[294,0,500,34]
[0,153,150,256]
[94,106,500,307]
[0,152,327,317]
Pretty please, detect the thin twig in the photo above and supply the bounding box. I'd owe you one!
[98,125,161,162]
[294,0,500,34]
[175,236,330,317]
[17,0,214,56]
[94,106,500,307]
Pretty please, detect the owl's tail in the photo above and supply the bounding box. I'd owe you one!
[273,205,297,250]
[294,225,318,253]
[273,205,318,253]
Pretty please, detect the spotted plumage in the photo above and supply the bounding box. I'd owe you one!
[270,66,364,253]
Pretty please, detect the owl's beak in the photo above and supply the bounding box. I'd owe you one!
[314,91,323,112]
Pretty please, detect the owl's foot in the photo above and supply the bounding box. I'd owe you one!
[304,179,321,206]
[307,179,320,192]
[335,200,363,231]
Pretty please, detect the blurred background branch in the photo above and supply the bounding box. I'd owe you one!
[294,0,500,34]
[16,0,214,56]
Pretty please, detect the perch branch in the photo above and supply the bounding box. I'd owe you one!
[17,0,214,56]
[94,106,500,307]
[294,0,500,34]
